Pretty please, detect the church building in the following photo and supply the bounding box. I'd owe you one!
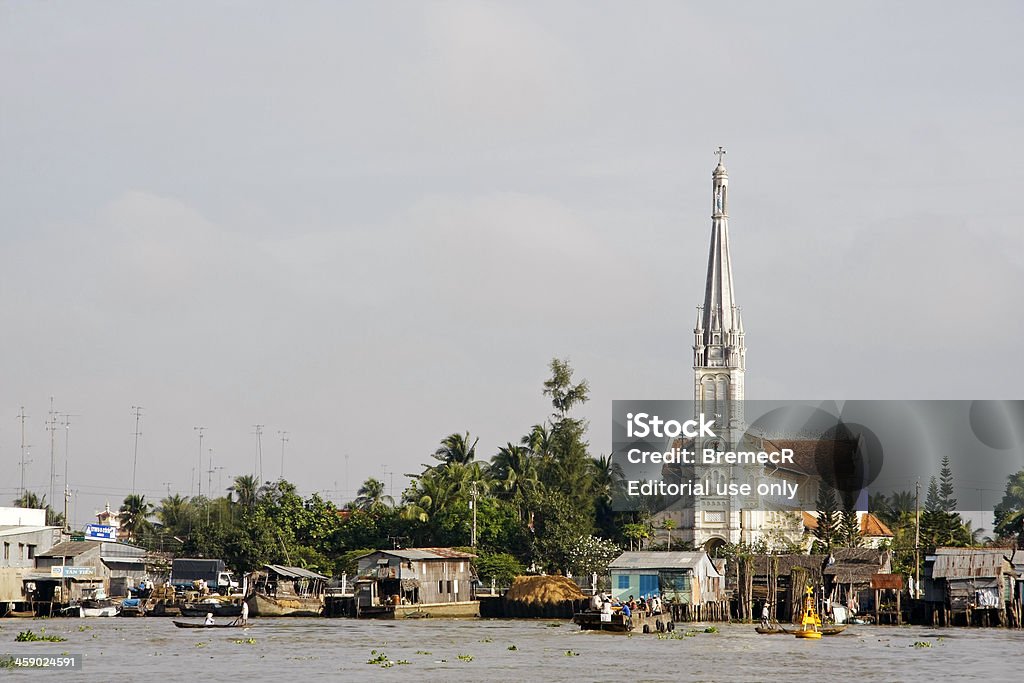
[657,150,811,553]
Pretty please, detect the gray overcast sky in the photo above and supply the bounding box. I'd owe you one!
[2,1,1022,527]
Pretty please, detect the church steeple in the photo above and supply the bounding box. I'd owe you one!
[694,147,745,423]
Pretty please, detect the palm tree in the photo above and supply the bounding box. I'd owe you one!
[157,494,195,538]
[13,491,65,527]
[401,472,456,523]
[229,474,259,508]
[590,455,624,504]
[491,443,539,518]
[119,494,154,542]
[662,518,677,551]
[354,477,393,511]
[521,423,554,469]
[434,432,479,466]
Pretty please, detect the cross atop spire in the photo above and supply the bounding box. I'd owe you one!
[715,146,726,165]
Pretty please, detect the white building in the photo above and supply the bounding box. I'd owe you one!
[0,507,62,605]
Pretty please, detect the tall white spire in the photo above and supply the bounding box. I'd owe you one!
[694,147,745,421]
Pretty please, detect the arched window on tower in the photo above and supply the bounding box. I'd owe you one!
[715,375,730,427]
[702,376,718,419]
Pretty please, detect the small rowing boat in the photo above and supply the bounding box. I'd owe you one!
[172,620,245,629]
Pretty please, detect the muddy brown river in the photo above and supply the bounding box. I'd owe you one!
[2,617,1022,681]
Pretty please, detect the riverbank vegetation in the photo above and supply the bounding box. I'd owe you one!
[111,359,628,580]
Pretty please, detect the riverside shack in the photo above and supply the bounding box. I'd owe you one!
[353,547,478,618]
[608,551,724,605]
[927,547,1017,626]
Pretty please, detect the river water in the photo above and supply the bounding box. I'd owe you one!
[2,617,1022,682]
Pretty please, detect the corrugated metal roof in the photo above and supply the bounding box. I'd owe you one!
[608,552,710,571]
[36,540,102,558]
[264,564,329,580]
[931,548,1014,579]
[358,547,476,562]
[825,549,891,583]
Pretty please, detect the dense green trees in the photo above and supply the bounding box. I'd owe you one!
[994,469,1024,546]
[103,358,632,580]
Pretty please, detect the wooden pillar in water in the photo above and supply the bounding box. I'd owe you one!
[790,567,807,624]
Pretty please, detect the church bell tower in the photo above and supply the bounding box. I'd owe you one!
[693,147,745,442]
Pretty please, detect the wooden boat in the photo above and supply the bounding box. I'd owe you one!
[246,565,327,617]
[173,620,245,629]
[820,625,847,636]
[2,609,36,618]
[246,591,322,617]
[573,608,665,634]
[119,598,147,617]
[82,604,120,617]
[181,601,243,618]
[757,623,847,636]
[149,602,181,617]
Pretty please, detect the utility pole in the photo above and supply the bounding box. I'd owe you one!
[470,481,478,548]
[61,413,80,533]
[915,478,921,599]
[253,425,264,483]
[17,406,31,500]
[207,459,215,526]
[64,486,72,534]
[207,449,215,495]
[193,426,206,497]
[278,430,288,480]
[130,406,143,496]
[47,397,57,516]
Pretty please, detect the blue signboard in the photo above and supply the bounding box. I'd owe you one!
[84,523,117,541]
[50,565,96,577]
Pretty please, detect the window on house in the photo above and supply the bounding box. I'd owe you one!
[18,543,25,560]
[617,575,629,589]
[27,545,35,560]
[3,542,9,560]
[438,580,444,594]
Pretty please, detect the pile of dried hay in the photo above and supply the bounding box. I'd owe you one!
[504,575,586,605]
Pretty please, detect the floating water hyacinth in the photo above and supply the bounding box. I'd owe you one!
[15,629,66,642]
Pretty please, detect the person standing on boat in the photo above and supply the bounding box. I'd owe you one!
[240,600,249,626]
[761,601,771,628]
[204,612,215,626]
